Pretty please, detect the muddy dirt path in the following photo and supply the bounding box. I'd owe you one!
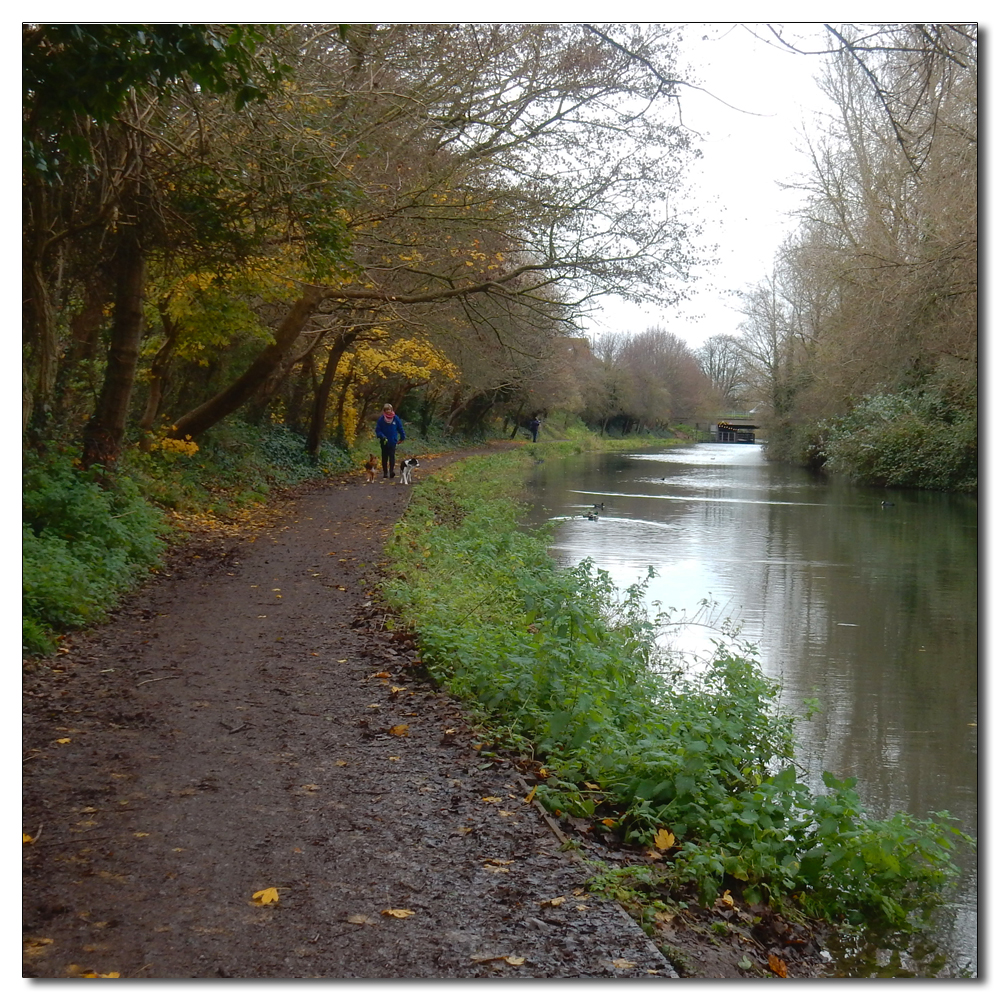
[23,447,677,980]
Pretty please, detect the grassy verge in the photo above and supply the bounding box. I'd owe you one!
[381,445,970,934]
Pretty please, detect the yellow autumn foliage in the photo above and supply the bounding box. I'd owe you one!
[331,336,460,446]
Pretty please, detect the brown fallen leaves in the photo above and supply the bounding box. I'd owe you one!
[381,908,416,919]
[251,887,280,906]
[68,965,120,978]
[768,954,789,978]
[471,954,526,966]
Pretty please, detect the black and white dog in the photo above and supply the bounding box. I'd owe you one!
[399,457,419,485]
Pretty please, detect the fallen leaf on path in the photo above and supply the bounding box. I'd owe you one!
[388,724,409,736]
[524,786,537,804]
[768,954,788,978]
[653,828,675,851]
[251,887,279,906]
[23,833,35,844]
[481,796,502,804]
[346,914,377,925]
[67,965,119,977]
[539,896,566,908]
[133,832,150,838]
[505,956,526,966]
[719,889,735,908]
[55,738,71,744]
[23,937,53,955]
[612,959,636,969]
[381,908,415,919]
[335,760,348,767]
[600,818,616,827]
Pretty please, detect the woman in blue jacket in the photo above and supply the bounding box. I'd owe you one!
[375,403,405,478]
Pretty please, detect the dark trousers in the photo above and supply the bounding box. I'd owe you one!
[380,440,397,476]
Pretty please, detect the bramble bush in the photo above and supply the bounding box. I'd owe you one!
[382,448,970,931]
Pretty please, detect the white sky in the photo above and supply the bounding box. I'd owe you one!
[583,22,833,348]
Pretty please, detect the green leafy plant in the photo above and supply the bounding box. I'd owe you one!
[23,450,167,651]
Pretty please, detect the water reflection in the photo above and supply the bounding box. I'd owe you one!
[527,442,978,976]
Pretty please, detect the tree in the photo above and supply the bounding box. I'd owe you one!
[697,335,746,411]
[22,24,293,466]
[732,23,976,481]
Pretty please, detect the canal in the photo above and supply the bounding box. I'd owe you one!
[525,442,978,977]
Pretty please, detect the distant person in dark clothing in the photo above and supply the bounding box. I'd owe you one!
[529,417,541,442]
[375,403,405,478]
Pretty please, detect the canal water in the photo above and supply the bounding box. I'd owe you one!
[524,442,978,977]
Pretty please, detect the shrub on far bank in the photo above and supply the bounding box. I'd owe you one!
[822,388,977,493]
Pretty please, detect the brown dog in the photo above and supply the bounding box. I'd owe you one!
[364,454,378,483]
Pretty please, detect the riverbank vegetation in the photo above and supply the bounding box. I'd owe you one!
[382,445,970,936]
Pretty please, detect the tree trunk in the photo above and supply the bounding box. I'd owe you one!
[284,355,314,434]
[332,353,360,448]
[81,226,146,469]
[69,276,111,363]
[23,258,57,437]
[307,329,358,456]
[138,303,182,441]
[167,287,324,440]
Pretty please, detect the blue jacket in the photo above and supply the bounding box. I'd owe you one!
[375,412,405,446]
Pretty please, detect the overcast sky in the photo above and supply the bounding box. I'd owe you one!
[582,22,833,348]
